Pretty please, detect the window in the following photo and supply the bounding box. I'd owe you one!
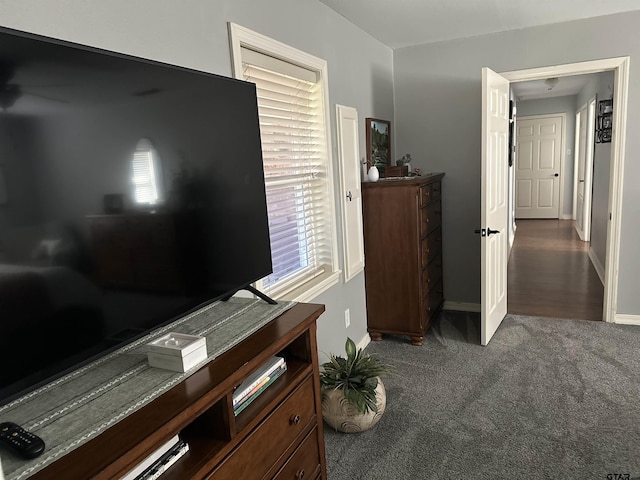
[131,138,162,205]
[229,23,339,301]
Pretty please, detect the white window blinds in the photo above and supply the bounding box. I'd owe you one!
[132,146,158,205]
[241,46,333,294]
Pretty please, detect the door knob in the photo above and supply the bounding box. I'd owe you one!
[474,228,500,237]
[554,173,559,177]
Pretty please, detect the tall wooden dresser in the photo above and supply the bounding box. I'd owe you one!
[362,173,444,346]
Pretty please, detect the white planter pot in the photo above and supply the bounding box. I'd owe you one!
[321,378,386,433]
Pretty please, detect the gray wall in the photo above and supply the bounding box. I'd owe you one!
[516,95,578,219]
[0,0,395,360]
[589,71,615,269]
[394,11,640,315]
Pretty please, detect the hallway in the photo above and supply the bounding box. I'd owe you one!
[507,219,604,321]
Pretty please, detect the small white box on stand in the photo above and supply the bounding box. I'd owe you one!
[147,333,207,373]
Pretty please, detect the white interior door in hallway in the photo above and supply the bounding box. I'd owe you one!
[574,98,596,241]
[515,114,563,219]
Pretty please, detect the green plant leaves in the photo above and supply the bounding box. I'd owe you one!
[319,337,389,414]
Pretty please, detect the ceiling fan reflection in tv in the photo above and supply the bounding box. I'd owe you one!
[0,59,73,110]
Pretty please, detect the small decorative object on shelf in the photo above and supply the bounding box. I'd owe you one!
[319,337,390,433]
[596,98,613,143]
[396,153,412,171]
[367,165,380,182]
[147,333,207,373]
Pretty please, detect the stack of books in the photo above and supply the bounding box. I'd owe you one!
[122,435,189,480]
[233,356,287,416]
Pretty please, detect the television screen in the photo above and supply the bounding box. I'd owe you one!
[0,27,272,404]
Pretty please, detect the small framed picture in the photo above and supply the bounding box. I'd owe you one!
[365,118,391,170]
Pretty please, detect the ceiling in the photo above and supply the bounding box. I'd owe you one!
[511,74,596,102]
[319,0,640,49]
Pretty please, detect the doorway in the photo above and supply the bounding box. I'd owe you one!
[509,76,607,320]
[501,58,629,324]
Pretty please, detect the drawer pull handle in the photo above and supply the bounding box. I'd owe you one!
[296,469,305,479]
[290,414,301,425]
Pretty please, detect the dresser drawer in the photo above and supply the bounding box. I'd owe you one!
[419,184,432,207]
[421,256,443,294]
[420,200,441,236]
[273,427,321,480]
[211,378,316,480]
[428,280,444,316]
[421,280,444,325]
[420,229,443,268]
[431,181,441,201]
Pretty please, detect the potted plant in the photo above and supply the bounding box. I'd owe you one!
[319,337,390,433]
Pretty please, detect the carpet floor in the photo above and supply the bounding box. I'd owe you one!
[323,311,640,480]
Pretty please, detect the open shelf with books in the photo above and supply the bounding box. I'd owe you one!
[27,302,327,480]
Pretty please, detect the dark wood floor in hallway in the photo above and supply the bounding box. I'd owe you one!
[507,219,604,321]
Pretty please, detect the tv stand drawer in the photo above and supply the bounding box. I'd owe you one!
[211,378,315,480]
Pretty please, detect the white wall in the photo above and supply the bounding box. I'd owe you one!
[516,95,577,219]
[0,0,395,360]
[393,11,640,316]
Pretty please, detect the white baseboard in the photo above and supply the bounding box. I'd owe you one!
[588,247,605,285]
[614,314,640,325]
[561,213,573,220]
[443,301,481,312]
[356,332,371,351]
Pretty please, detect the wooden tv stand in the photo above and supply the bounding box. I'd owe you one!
[28,303,327,480]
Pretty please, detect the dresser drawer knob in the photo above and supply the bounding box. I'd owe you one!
[290,414,301,425]
[296,469,305,479]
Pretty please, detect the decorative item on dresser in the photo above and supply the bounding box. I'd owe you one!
[365,118,391,170]
[362,173,445,346]
[23,302,327,480]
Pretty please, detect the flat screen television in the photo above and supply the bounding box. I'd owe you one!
[0,26,273,405]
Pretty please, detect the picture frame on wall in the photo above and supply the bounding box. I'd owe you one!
[596,98,613,144]
[365,118,391,170]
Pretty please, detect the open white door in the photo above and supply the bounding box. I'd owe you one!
[575,98,596,241]
[481,68,509,345]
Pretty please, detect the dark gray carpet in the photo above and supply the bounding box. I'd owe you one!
[324,311,640,480]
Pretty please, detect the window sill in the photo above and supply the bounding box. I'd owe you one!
[277,270,341,303]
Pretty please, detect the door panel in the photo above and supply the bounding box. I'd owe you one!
[481,67,509,346]
[574,98,596,241]
[538,179,554,207]
[515,115,562,218]
[517,180,532,208]
[336,104,365,281]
